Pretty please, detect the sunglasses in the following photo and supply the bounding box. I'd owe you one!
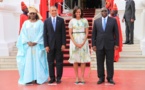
[101,10,107,12]
[29,13,36,15]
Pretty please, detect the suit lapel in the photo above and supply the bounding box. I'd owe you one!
[126,1,130,9]
[49,17,55,32]
[55,17,59,32]
[100,18,104,32]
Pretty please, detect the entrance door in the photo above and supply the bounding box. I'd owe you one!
[85,0,102,9]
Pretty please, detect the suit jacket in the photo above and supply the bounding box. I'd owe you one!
[92,17,119,50]
[43,16,66,49]
[123,0,136,21]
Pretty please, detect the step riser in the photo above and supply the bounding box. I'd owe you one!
[2,9,145,70]
[66,20,92,23]
[120,52,142,55]
[65,27,93,30]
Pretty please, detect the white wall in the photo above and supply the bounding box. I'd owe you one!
[0,0,40,56]
[0,0,145,56]
[114,0,145,40]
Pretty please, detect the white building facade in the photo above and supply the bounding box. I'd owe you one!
[0,0,145,56]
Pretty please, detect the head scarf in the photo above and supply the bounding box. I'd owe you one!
[28,6,42,19]
[21,1,27,11]
[111,3,118,11]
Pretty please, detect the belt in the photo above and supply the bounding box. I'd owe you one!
[72,32,85,34]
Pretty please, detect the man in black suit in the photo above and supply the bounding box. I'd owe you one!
[122,0,135,44]
[92,7,119,85]
[43,6,66,84]
[72,0,78,8]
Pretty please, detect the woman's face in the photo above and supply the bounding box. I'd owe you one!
[75,9,81,18]
[29,12,37,20]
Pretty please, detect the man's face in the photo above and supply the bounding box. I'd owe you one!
[101,9,108,17]
[110,10,115,16]
[50,7,57,17]
[24,8,28,13]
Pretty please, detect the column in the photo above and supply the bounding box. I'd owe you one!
[141,0,145,55]
[102,0,105,7]
[0,3,18,56]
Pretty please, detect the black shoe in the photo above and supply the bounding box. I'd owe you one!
[97,79,104,84]
[56,79,61,84]
[108,79,115,84]
[48,79,55,84]
[123,41,129,44]
[128,42,134,44]
[26,81,33,85]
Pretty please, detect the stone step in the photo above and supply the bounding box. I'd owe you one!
[0,56,16,62]
[91,51,142,56]
[91,65,145,69]
[122,47,140,49]
[91,61,145,70]
[0,65,17,70]
[91,55,145,61]
[91,67,145,70]
[0,62,17,65]
[123,44,140,47]
[119,55,145,61]
[120,52,142,55]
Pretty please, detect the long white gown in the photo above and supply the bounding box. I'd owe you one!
[16,20,49,85]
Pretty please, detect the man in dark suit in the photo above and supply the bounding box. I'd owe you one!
[72,0,78,8]
[92,7,119,85]
[122,0,135,44]
[43,6,66,84]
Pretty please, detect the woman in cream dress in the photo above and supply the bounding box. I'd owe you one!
[68,7,91,84]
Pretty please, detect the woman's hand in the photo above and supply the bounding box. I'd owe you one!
[27,42,33,46]
[75,43,84,48]
[32,42,37,46]
[27,42,37,46]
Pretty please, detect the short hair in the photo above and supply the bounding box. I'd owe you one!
[73,7,83,18]
[49,6,57,11]
[101,7,108,11]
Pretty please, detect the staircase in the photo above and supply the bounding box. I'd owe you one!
[90,11,145,70]
[0,9,95,69]
[0,9,145,70]
[91,32,145,70]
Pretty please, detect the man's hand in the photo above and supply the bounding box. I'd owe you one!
[114,46,119,50]
[131,19,134,23]
[122,18,125,23]
[45,46,50,53]
[92,46,97,51]
[61,45,65,51]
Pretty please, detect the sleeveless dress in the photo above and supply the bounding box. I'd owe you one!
[68,18,91,63]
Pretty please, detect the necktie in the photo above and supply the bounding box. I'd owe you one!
[52,18,56,31]
[103,18,106,31]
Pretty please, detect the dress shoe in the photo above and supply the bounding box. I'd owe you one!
[128,42,134,44]
[56,79,61,84]
[26,81,33,85]
[80,81,85,85]
[74,81,79,85]
[97,79,104,84]
[48,79,55,84]
[123,42,129,44]
[108,79,115,84]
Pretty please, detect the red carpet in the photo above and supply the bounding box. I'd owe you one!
[0,68,145,90]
